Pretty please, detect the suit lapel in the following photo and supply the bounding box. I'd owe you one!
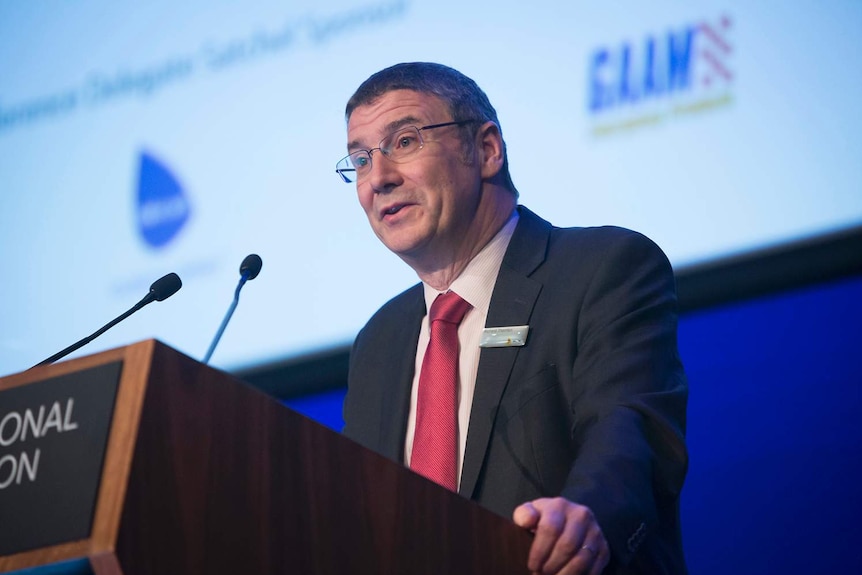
[378,286,425,462]
[459,206,550,498]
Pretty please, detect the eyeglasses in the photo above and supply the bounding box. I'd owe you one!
[335,120,478,183]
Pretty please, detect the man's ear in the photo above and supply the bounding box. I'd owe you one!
[476,121,505,180]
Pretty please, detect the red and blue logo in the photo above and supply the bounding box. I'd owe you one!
[588,15,733,132]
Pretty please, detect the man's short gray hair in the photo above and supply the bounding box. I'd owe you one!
[346,62,518,196]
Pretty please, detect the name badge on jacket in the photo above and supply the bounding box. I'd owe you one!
[479,325,529,348]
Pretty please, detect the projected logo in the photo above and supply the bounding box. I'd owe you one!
[588,15,734,136]
[135,151,191,249]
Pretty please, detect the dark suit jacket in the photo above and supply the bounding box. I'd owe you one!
[344,206,688,574]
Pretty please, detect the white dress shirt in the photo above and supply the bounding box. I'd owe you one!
[403,210,519,489]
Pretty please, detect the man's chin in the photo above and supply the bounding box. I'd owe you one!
[379,233,432,263]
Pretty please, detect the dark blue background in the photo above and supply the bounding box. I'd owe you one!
[285,273,862,574]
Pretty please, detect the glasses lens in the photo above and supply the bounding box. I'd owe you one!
[336,151,370,183]
[381,127,423,162]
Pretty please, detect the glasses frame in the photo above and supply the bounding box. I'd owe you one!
[335,119,478,183]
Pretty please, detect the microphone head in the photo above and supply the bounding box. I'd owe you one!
[149,272,182,301]
[239,254,262,280]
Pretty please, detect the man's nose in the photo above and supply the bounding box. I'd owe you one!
[368,152,402,193]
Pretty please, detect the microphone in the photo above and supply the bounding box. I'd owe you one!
[33,272,182,368]
[239,253,263,281]
[202,254,262,364]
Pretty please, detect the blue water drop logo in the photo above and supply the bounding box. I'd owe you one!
[136,150,191,249]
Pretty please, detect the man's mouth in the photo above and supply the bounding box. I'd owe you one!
[381,203,410,218]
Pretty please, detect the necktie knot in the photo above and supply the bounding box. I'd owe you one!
[429,291,471,325]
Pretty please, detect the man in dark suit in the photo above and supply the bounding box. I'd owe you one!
[338,62,688,575]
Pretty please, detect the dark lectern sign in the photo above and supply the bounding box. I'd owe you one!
[0,362,122,556]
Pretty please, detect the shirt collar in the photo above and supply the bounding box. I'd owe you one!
[422,209,520,316]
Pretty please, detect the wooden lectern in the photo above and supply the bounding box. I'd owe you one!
[0,340,531,574]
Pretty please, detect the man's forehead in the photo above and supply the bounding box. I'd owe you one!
[346,90,448,147]
[347,114,422,150]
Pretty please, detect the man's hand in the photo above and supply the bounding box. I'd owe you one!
[513,497,610,575]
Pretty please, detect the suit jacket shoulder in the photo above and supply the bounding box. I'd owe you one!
[470,207,687,574]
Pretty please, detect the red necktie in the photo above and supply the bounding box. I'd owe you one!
[410,291,472,491]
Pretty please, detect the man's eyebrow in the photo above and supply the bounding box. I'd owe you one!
[384,115,422,133]
[347,115,423,151]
